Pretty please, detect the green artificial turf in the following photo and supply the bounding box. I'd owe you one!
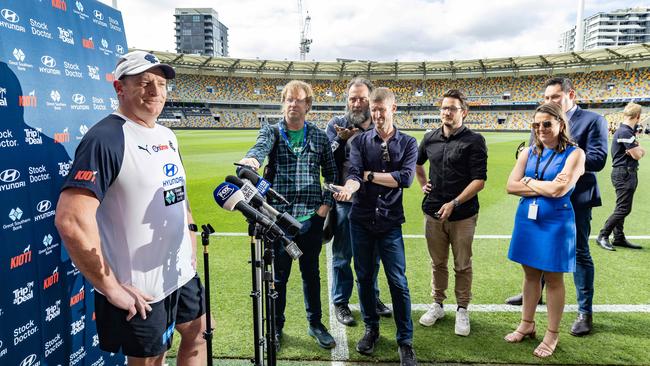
[166,130,650,365]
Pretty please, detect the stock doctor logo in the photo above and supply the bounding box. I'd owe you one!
[109,16,122,32]
[164,163,178,177]
[64,60,83,78]
[1,8,26,33]
[29,165,51,184]
[30,18,52,39]
[44,333,63,357]
[14,319,38,346]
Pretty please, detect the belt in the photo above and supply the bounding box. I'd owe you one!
[613,166,638,172]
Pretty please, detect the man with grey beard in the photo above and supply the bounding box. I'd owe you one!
[325,78,392,327]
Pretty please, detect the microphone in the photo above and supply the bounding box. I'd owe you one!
[213,183,302,259]
[225,175,302,236]
[236,166,290,205]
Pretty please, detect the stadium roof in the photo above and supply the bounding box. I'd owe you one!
[143,43,650,79]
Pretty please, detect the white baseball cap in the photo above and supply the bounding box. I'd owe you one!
[114,51,175,80]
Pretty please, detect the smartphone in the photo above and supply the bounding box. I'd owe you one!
[322,183,341,193]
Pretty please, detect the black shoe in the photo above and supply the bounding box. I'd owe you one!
[612,239,642,249]
[570,313,593,336]
[308,323,335,349]
[335,303,356,326]
[356,326,380,355]
[596,235,615,251]
[505,293,543,306]
[398,344,418,366]
[376,298,392,317]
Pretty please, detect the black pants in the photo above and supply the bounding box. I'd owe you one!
[600,167,638,242]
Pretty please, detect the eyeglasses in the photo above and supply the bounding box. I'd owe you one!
[285,97,308,104]
[380,142,390,162]
[531,121,553,130]
[439,106,463,113]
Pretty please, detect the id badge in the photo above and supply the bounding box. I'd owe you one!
[528,202,538,220]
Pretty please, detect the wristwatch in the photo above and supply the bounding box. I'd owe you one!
[452,198,460,208]
[367,172,374,182]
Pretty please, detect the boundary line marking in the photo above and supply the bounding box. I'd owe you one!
[348,303,650,313]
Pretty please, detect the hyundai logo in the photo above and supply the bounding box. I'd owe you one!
[93,9,103,20]
[20,354,38,366]
[72,93,85,104]
[0,168,20,183]
[41,55,56,68]
[1,9,19,23]
[163,163,178,177]
[116,45,124,54]
[37,200,52,213]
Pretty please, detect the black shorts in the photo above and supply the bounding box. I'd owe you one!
[94,274,205,357]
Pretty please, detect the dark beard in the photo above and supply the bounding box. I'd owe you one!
[345,109,370,127]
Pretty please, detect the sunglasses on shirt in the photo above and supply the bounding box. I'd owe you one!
[380,142,390,162]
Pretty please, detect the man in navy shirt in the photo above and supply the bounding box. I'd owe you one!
[597,102,646,250]
[333,87,418,366]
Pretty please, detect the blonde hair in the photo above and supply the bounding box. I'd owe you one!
[280,80,313,114]
[532,102,575,154]
[623,102,642,119]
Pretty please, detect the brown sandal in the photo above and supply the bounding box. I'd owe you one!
[504,319,536,343]
[533,329,559,358]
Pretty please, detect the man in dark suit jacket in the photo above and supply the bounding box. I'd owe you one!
[506,77,608,336]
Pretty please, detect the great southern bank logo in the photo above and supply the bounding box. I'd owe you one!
[163,163,178,177]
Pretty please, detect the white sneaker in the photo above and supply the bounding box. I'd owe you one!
[419,303,445,326]
[455,308,470,336]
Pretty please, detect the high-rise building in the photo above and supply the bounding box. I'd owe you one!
[560,7,650,52]
[174,8,229,57]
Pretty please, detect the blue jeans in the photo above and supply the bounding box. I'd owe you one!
[350,222,413,345]
[331,202,381,305]
[573,206,594,315]
[273,214,325,330]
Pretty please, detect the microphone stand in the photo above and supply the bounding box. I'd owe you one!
[201,224,216,366]
[249,221,266,366]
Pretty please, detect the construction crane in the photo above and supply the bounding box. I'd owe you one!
[297,0,312,60]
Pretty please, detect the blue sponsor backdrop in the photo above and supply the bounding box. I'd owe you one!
[1,1,127,365]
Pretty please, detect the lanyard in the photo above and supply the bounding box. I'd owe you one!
[279,122,308,154]
[534,147,557,180]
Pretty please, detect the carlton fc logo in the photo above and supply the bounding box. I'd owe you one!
[41,55,56,68]
[72,93,85,104]
[1,9,19,23]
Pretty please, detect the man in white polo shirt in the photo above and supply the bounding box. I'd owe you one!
[55,51,207,365]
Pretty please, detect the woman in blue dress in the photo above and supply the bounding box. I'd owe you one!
[504,102,585,358]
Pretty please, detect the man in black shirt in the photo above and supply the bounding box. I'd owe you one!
[596,102,646,250]
[415,89,488,337]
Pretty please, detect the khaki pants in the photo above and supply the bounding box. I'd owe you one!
[424,213,477,308]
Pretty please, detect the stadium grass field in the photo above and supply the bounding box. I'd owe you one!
[169,129,650,365]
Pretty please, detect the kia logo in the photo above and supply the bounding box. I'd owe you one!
[1,9,19,23]
[163,163,178,177]
[72,93,85,104]
[93,9,103,20]
[20,354,38,366]
[37,200,52,213]
[41,55,56,68]
[0,168,20,183]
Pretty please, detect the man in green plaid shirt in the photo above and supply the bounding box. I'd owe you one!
[238,80,337,351]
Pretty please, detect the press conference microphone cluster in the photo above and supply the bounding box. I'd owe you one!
[236,166,290,205]
[225,175,302,237]
[213,182,302,259]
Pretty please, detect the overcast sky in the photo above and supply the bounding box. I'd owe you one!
[99,0,644,62]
